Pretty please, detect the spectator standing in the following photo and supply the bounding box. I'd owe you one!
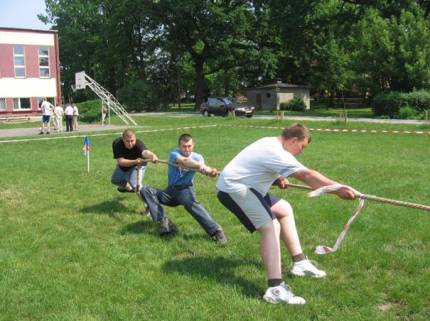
[54,104,64,132]
[39,98,53,135]
[64,103,74,132]
[72,103,79,130]
[101,103,108,125]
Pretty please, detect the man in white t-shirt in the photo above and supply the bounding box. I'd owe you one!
[64,103,74,132]
[39,98,54,135]
[216,123,356,305]
[54,104,64,132]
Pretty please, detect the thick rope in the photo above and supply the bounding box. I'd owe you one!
[287,183,430,212]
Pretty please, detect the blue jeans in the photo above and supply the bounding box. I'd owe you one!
[140,185,221,235]
[111,165,146,190]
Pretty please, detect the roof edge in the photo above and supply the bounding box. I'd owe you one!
[0,27,57,34]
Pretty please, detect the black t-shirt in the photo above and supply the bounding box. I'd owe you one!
[112,137,147,171]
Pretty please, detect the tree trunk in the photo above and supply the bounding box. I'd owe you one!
[194,57,205,110]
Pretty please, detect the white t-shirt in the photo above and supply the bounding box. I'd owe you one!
[73,105,79,115]
[41,100,53,116]
[65,105,74,116]
[216,137,306,195]
[54,106,64,117]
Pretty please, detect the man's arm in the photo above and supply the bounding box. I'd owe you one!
[142,150,158,163]
[175,156,218,177]
[292,168,356,199]
[116,157,145,168]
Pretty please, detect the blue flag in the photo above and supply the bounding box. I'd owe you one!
[83,136,90,156]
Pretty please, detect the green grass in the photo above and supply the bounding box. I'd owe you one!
[1,116,430,320]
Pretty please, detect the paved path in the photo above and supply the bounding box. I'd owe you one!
[138,112,430,125]
[0,124,128,139]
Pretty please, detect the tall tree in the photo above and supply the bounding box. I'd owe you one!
[151,0,255,108]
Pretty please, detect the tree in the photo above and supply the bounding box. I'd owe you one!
[150,0,256,108]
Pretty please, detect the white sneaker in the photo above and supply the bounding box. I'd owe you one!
[290,259,327,278]
[263,282,306,305]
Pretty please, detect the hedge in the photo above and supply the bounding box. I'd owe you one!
[371,90,430,118]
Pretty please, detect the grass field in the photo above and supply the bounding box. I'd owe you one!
[1,116,429,321]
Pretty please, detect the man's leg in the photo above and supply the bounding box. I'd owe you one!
[271,199,303,256]
[175,187,221,237]
[140,186,178,234]
[217,189,305,304]
[128,166,146,190]
[111,166,131,190]
[258,220,282,280]
[46,117,51,133]
[271,199,326,278]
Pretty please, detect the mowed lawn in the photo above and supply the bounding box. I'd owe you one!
[0,116,429,321]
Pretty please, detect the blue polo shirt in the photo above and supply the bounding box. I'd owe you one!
[168,149,204,186]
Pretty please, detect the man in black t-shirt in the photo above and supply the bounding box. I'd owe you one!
[111,129,158,192]
[111,129,177,235]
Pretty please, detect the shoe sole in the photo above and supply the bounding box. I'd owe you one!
[289,270,326,278]
[263,295,306,305]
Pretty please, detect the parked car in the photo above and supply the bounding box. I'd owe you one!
[200,97,255,117]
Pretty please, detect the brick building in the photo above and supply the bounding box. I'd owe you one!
[0,27,61,117]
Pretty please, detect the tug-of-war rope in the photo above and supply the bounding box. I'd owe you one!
[142,159,430,255]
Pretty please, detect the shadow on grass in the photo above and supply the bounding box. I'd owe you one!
[163,255,261,298]
[120,219,157,236]
[80,198,130,219]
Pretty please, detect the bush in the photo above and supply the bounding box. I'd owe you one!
[280,97,306,111]
[77,99,102,123]
[372,90,430,118]
[398,105,418,119]
[403,90,430,111]
[371,92,403,118]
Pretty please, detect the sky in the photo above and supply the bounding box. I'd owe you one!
[0,0,51,30]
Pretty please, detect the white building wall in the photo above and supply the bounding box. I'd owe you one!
[0,78,57,97]
[0,31,54,45]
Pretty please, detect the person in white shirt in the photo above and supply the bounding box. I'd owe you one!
[64,103,74,132]
[39,98,54,135]
[54,104,64,132]
[216,123,356,305]
[72,103,79,130]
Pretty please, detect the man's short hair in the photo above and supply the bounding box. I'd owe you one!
[281,123,311,143]
[122,129,136,139]
[178,133,193,145]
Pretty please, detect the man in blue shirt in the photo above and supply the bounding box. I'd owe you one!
[140,133,227,243]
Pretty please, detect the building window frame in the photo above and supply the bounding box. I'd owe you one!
[38,47,50,78]
[14,45,26,78]
[13,98,31,110]
[0,98,6,111]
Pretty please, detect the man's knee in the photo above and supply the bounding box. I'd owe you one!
[140,185,159,199]
[111,175,123,185]
[271,199,294,218]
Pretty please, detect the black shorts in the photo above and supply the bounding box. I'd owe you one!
[217,189,280,233]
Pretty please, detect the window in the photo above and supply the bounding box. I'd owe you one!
[37,97,44,110]
[266,93,271,98]
[13,98,31,110]
[0,98,6,111]
[14,46,26,78]
[38,47,50,78]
